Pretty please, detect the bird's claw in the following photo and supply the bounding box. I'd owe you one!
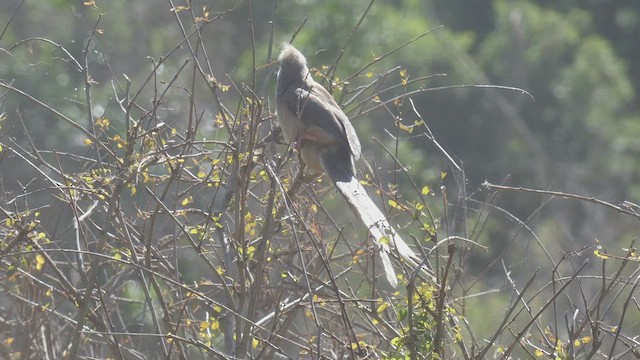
[291,131,318,150]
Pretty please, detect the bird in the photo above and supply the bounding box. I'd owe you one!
[276,43,430,288]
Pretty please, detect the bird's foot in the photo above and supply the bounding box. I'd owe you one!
[292,131,318,150]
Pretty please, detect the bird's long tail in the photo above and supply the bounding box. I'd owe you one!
[322,154,427,288]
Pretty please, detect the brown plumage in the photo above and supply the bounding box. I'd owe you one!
[276,43,428,288]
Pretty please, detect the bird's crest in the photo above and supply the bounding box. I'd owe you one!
[278,42,307,67]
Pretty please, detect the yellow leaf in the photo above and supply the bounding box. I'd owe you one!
[215,265,225,275]
[36,254,46,270]
[252,338,259,349]
[594,249,609,260]
[388,199,398,208]
[246,245,255,258]
[83,139,93,145]
[534,349,543,357]
[96,117,110,128]
[366,72,373,78]
[198,171,206,178]
[84,0,95,5]
[376,302,389,313]
[421,185,430,195]
[391,337,401,346]
[181,196,193,206]
[574,339,581,347]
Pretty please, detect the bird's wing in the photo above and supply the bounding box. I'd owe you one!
[309,84,361,160]
[278,84,361,159]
